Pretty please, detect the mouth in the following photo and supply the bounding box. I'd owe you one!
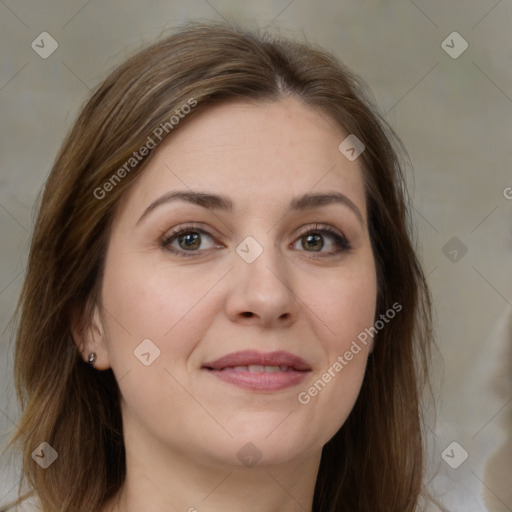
[202,350,311,391]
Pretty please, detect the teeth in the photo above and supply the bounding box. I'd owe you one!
[227,365,291,373]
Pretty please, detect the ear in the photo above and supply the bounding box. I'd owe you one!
[71,301,111,370]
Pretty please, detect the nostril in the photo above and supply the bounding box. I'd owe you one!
[242,312,254,317]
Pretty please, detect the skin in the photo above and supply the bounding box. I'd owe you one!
[74,96,378,512]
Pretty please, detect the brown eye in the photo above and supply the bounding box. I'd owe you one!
[177,232,201,250]
[292,225,351,257]
[301,233,324,252]
[162,226,220,257]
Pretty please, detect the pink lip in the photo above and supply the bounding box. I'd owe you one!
[202,350,311,391]
[202,350,311,371]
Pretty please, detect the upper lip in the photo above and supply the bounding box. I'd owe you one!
[202,350,311,371]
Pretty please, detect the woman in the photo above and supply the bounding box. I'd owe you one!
[2,20,447,512]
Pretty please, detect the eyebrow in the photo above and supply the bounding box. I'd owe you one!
[136,190,365,227]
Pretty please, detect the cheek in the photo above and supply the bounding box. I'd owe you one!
[303,354,368,445]
[102,249,217,334]
[99,250,224,380]
[98,256,220,428]
[305,258,378,346]
[296,258,377,426]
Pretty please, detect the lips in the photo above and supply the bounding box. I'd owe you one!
[202,350,311,372]
[202,350,311,391]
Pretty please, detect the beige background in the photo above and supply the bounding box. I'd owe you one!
[1,1,511,510]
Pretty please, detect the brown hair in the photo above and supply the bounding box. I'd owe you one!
[2,20,446,512]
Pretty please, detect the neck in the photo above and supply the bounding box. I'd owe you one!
[104,421,321,512]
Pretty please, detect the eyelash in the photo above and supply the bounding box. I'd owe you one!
[161,223,352,259]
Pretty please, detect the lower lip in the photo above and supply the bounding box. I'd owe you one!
[203,368,309,391]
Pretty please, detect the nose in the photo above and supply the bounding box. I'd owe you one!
[224,238,299,329]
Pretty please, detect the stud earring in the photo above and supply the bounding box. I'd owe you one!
[88,352,96,366]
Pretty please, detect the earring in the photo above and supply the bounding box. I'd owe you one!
[88,352,97,366]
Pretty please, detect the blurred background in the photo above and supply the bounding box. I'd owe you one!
[1,1,511,510]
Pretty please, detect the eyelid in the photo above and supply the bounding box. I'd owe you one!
[295,223,344,239]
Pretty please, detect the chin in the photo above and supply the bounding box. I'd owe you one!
[203,424,319,469]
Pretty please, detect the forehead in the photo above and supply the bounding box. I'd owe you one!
[116,97,367,221]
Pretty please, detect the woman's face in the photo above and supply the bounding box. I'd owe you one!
[88,97,377,469]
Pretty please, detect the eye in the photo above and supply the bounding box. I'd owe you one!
[291,224,351,257]
[161,223,351,258]
[161,224,221,257]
